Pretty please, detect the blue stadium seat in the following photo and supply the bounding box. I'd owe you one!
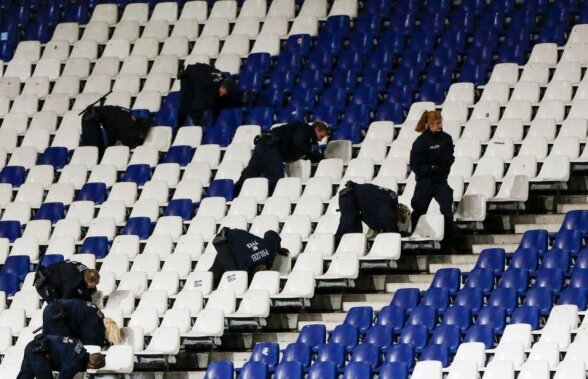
[474,248,505,275]
[2,255,30,281]
[237,72,265,93]
[329,324,358,352]
[374,305,405,334]
[246,107,274,132]
[202,127,232,147]
[522,287,553,316]
[514,229,549,255]
[441,306,471,333]
[398,325,428,353]
[0,272,20,296]
[0,220,21,242]
[250,342,279,371]
[284,35,311,56]
[289,87,318,109]
[312,105,339,126]
[344,306,373,334]
[35,202,64,224]
[361,69,389,92]
[257,88,285,108]
[421,288,450,315]
[276,51,304,73]
[274,362,303,379]
[551,229,582,255]
[10,3,30,26]
[430,324,461,353]
[363,325,393,352]
[557,210,588,238]
[314,33,344,55]
[297,324,326,351]
[346,33,374,56]
[237,361,268,379]
[487,287,517,314]
[454,288,484,315]
[390,288,420,313]
[366,45,399,72]
[281,343,311,370]
[509,248,539,273]
[398,49,428,72]
[349,86,379,110]
[121,217,152,240]
[308,362,336,379]
[215,108,244,130]
[569,268,588,291]
[364,0,391,16]
[24,20,50,43]
[558,288,588,311]
[430,268,461,295]
[40,254,64,268]
[320,86,347,110]
[276,106,305,124]
[164,199,194,221]
[475,306,506,335]
[79,236,109,259]
[0,166,26,188]
[378,362,408,379]
[575,249,588,269]
[389,12,416,33]
[205,180,235,201]
[121,164,152,186]
[307,50,335,74]
[242,53,271,74]
[349,344,380,371]
[458,63,489,86]
[163,146,194,167]
[510,306,540,330]
[77,183,107,204]
[297,69,325,92]
[343,361,372,379]
[416,82,446,104]
[539,251,570,273]
[497,268,529,295]
[384,343,415,370]
[325,15,350,35]
[39,147,69,170]
[464,325,494,349]
[406,305,437,332]
[315,343,345,370]
[330,68,358,91]
[375,103,406,124]
[419,344,449,367]
[341,105,370,130]
[463,268,494,295]
[332,124,362,144]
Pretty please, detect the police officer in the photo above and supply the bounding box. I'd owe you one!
[335,181,411,244]
[81,105,151,158]
[43,299,121,347]
[209,228,288,287]
[34,261,100,304]
[234,120,330,194]
[17,335,105,379]
[177,62,235,127]
[409,110,455,252]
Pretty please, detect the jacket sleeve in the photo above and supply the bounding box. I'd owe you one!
[291,128,313,160]
[409,138,432,177]
[440,136,455,175]
[57,344,87,379]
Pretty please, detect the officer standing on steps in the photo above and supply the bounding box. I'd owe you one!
[177,62,235,127]
[34,261,100,304]
[335,181,411,244]
[42,299,122,347]
[80,105,152,159]
[234,120,331,195]
[209,227,289,287]
[409,110,455,253]
[17,335,106,379]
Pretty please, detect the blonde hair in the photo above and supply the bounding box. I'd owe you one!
[415,110,442,133]
[397,204,412,224]
[104,318,122,345]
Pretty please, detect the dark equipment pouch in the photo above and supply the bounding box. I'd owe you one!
[213,227,229,246]
[254,133,279,146]
[31,334,49,354]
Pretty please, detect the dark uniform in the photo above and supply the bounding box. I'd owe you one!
[43,299,106,347]
[335,181,400,242]
[81,105,149,157]
[409,128,455,250]
[178,63,225,126]
[209,228,283,286]
[234,121,322,194]
[34,261,96,303]
[18,335,91,379]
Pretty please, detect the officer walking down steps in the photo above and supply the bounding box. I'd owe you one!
[80,105,152,158]
[17,335,105,379]
[409,110,455,253]
[34,261,100,304]
[234,120,331,195]
[335,181,411,244]
[209,227,289,287]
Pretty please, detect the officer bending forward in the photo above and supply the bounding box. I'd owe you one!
[34,261,100,304]
[18,335,105,379]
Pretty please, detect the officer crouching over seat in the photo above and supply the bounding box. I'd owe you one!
[43,299,121,348]
[335,181,412,245]
[234,120,331,195]
[34,261,100,304]
[17,335,105,379]
[209,227,289,287]
[80,105,152,158]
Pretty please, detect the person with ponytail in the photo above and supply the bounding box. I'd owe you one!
[42,299,121,347]
[409,110,455,253]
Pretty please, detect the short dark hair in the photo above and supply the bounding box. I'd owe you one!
[312,120,332,136]
[89,353,106,368]
[220,78,235,93]
[84,269,100,284]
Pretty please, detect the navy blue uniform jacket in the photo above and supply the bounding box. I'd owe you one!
[224,229,278,272]
[43,261,95,302]
[179,63,224,114]
[270,122,319,162]
[409,129,455,182]
[43,299,106,346]
[93,106,146,148]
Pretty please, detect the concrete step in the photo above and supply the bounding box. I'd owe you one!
[514,223,559,234]
[472,243,518,255]
[558,203,588,213]
[429,261,476,273]
[385,281,430,293]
